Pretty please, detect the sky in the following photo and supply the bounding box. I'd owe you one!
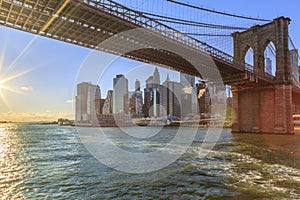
[0,0,299,122]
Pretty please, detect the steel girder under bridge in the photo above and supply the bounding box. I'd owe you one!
[0,0,276,87]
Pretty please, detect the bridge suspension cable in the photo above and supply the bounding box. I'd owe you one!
[183,33,231,37]
[141,11,248,30]
[289,37,300,63]
[116,0,276,57]
[166,0,271,22]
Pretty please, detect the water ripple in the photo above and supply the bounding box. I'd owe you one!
[0,124,299,199]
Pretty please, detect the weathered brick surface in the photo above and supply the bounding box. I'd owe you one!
[259,89,275,133]
[232,17,292,82]
[233,86,294,134]
[231,17,295,134]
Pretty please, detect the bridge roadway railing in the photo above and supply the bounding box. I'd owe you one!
[83,0,275,82]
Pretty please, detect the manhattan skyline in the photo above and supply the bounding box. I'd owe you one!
[0,0,299,122]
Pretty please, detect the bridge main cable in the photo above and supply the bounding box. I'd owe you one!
[141,11,248,30]
[166,0,271,22]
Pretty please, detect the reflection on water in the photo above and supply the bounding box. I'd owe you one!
[0,124,299,199]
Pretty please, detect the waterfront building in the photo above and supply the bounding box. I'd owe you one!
[196,82,211,115]
[96,99,105,115]
[143,87,160,117]
[113,74,128,114]
[180,73,195,87]
[135,79,141,91]
[153,67,160,87]
[97,114,132,127]
[180,73,195,117]
[128,90,143,116]
[143,88,151,117]
[158,84,168,116]
[145,76,153,89]
[102,90,113,114]
[143,68,161,117]
[206,82,227,116]
[75,82,101,125]
[191,85,199,115]
[160,75,182,118]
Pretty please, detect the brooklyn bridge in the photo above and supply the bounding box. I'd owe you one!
[0,0,299,134]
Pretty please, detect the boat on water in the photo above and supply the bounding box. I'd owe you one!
[58,118,75,126]
[132,116,177,126]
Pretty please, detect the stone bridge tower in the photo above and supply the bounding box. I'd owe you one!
[231,17,294,134]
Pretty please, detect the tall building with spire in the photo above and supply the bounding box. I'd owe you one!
[143,68,161,117]
[153,67,160,87]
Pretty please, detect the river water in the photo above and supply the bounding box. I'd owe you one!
[0,124,299,199]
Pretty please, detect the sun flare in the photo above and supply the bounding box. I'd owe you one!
[0,36,37,109]
[0,69,34,109]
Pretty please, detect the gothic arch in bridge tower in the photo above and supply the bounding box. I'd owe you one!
[232,17,292,82]
[263,41,277,76]
[231,17,295,135]
[243,46,254,71]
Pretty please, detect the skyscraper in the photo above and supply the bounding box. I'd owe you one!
[153,67,160,87]
[128,91,143,116]
[102,90,113,114]
[146,76,153,89]
[180,73,195,117]
[143,87,152,117]
[196,82,211,115]
[159,75,182,118]
[113,74,128,114]
[180,73,195,87]
[135,79,141,91]
[75,82,101,125]
[143,68,161,117]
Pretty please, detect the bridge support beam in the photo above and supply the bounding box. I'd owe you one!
[232,84,294,134]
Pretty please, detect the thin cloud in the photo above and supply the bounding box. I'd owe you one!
[66,99,75,103]
[0,111,73,122]
[20,86,33,91]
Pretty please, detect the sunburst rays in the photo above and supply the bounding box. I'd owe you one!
[0,36,37,108]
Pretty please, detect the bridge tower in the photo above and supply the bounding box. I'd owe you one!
[231,17,294,134]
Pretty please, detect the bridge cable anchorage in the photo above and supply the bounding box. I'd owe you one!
[166,0,271,22]
[142,11,248,30]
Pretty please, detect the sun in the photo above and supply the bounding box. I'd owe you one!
[0,68,34,109]
[0,35,37,109]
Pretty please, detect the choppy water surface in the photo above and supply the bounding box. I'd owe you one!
[0,124,299,199]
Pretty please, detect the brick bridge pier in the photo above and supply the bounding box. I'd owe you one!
[231,17,297,134]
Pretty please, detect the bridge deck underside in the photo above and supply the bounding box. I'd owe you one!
[0,0,275,86]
